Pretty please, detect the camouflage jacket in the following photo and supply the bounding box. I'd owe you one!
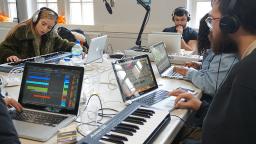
[0,23,75,64]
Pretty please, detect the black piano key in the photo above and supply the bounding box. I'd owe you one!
[127,116,147,122]
[101,137,124,144]
[131,111,151,118]
[136,108,155,115]
[119,122,139,130]
[111,128,134,136]
[123,117,144,125]
[115,125,136,132]
[105,133,128,141]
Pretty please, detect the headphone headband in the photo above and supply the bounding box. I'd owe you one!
[219,0,240,34]
[172,7,191,22]
[32,7,58,24]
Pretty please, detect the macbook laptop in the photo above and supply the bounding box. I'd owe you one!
[112,55,175,111]
[10,62,84,141]
[148,32,181,54]
[85,35,108,64]
[150,42,184,79]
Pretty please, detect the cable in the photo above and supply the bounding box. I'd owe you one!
[215,53,222,95]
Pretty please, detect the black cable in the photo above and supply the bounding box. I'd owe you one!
[215,53,222,95]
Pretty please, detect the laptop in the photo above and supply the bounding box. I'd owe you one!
[112,55,175,111]
[148,32,181,54]
[150,42,184,79]
[10,62,84,141]
[85,35,108,64]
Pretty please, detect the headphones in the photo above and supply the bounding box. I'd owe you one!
[172,7,191,22]
[219,0,240,34]
[32,7,58,30]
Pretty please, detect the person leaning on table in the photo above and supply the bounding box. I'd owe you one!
[0,7,86,64]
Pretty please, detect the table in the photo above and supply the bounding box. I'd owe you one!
[2,55,202,144]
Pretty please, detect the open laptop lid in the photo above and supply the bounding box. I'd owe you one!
[148,32,181,54]
[18,62,84,115]
[150,42,172,75]
[86,35,108,64]
[112,55,158,102]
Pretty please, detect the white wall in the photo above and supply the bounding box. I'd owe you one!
[94,0,186,32]
[0,0,187,52]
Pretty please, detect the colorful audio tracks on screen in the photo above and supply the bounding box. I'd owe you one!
[24,69,77,109]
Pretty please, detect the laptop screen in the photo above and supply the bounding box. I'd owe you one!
[86,35,107,64]
[19,63,84,115]
[150,42,172,74]
[148,32,181,54]
[112,55,158,102]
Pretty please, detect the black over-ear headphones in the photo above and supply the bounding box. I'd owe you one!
[32,7,58,29]
[219,0,240,34]
[172,7,191,22]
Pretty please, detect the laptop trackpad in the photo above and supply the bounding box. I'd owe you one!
[151,96,176,112]
[13,120,57,141]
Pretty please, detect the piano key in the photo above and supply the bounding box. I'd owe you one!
[131,111,151,118]
[127,116,147,122]
[115,125,136,133]
[119,122,139,130]
[105,133,128,141]
[111,128,133,136]
[123,117,144,125]
[101,136,124,144]
[136,108,155,115]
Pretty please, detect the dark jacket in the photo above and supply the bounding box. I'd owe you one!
[0,98,20,144]
[0,21,74,64]
[199,49,256,144]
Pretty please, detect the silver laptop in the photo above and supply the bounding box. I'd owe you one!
[112,55,175,111]
[150,42,184,79]
[85,35,108,64]
[148,32,181,54]
[11,62,84,141]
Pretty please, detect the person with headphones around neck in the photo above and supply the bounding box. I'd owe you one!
[163,7,198,52]
[170,0,256,143]
[0,7,82,64]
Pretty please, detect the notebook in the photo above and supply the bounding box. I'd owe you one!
[112,54,175,111]
[148,32,181,54]
[11,62,84,141]
[150,42,184,79]
[85,35,108,64]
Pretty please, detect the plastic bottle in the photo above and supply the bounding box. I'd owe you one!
[71,40,83,66]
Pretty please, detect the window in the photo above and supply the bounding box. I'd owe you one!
[188,0,212,28]
[7,0,17,21]
[36,0,58,12]
[69,0,94,25]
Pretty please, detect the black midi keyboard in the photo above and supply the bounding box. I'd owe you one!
[0,52,72,72]
[78,102,171,144]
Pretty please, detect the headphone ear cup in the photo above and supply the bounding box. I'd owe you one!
[187,14,191,22]
[220,15,240,33]
[32,10,40,23]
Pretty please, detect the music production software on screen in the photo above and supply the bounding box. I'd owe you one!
[22,67,80,110]
[116,57,155,99]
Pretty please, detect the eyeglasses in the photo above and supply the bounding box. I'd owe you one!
[205,16,221,30]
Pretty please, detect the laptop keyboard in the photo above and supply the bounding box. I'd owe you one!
[136,90,169,106]
[11,109,68,127]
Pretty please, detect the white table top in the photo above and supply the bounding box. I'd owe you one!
[2,55,202,144]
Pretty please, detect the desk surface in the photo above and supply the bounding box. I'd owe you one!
[3,55,202,144]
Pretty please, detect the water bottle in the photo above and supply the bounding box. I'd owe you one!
[71,40,83,66]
